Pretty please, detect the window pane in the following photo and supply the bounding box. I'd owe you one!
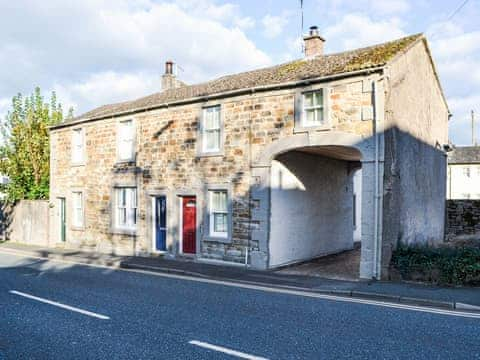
[211,191,227,211]
[204,107,220,130]
[214,213,227,232]
[118,120,134,160]
[304,93,314,107]
[205,130,220,151]
[315,108,324,123]
[121,208,127,225]
[130,188,137,208]
[313,90,323,106]
[305,109,315,124]
[72,129,83,162]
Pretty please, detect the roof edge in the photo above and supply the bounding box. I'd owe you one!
[50,66,385,130]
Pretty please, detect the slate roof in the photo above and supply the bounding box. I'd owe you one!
[58,33,423,127]
[448,146,480,164]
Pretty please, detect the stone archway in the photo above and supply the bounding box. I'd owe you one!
[248,131,379,280]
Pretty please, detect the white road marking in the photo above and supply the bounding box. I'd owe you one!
[189,340,269,360]
[2,249,480,319]
[9,290,110,320]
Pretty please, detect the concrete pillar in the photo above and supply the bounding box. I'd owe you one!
[359,161,378,279]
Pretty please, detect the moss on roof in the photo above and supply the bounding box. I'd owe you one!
[59,33,423,126]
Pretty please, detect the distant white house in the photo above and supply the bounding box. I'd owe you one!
[447,146,480,199]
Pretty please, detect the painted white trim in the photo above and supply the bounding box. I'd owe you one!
[178,196,184,255]
[151,196,167,254]
[9,290,110,320]
[189,340,268,360]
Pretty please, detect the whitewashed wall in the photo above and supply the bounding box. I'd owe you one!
[269,151,354,267]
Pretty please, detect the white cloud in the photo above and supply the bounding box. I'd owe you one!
[0,0,271,117]
[315,0,410,17]
[234,16,256,30]
[324,14,406,52]
[262,14,289,39]
[431,31,480,60]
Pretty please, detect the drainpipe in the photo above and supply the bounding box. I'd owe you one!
[372,78,385,280]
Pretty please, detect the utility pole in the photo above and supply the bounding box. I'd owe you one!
[472,110,477,146]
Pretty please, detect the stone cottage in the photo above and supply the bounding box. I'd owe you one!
[49,28,449,279]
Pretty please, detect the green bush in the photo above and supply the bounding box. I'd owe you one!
[391,245,480,286]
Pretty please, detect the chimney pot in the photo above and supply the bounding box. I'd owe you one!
[303,25,325,58]
[309,26,319,36]
[165,60,174,75]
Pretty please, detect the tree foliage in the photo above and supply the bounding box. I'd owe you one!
[0,87,72,201]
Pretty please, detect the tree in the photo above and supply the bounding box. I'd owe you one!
[0,87,72,201]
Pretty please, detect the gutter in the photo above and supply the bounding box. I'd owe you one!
[50,66,385,130]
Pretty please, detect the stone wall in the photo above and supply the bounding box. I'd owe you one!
[49,74,376,266]
[446,200,480,238]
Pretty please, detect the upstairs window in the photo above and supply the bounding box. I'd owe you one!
[115,187,137,230]
[71,128,85,164]
[209,190,228,238]
[117,119,135,161]
[72,191,84,228]
[202,106,221,153]
[303,90,325,127]
[463,167,471,178]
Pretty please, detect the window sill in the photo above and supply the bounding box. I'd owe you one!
[115,160,136,166]
[110,227,137,236]
[71,225,85,231]
[196,151,224,158]
[293,124,331,134]
[71,162,86,167]
[203,235,231,244]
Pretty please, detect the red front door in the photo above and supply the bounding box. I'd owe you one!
[182,196,196,254]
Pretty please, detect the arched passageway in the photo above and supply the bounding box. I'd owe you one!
[268,146,362,278]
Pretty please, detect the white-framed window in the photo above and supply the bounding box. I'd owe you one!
[463,166,471,178]
[302,89,325,127]
[209,190,228,238]
[72,191,84,227]
[115,187,137,230]
[117,119,135,161]
[202,106,221,153]
[71,128,84,164]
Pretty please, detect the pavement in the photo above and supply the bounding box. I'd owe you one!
[0,241,479,311]
[277,243,361,281]
[1,250,480,359]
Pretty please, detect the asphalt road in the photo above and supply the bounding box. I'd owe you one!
[1,252,479,360]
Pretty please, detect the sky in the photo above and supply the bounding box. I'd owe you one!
[0,0,479,145]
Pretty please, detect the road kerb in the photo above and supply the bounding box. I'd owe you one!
[455,302,480,311]
[1,246,478,314]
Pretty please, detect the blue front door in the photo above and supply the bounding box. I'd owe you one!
[155,196,167,251]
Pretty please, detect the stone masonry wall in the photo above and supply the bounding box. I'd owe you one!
[446,200,480,239]
[50,74,375,264]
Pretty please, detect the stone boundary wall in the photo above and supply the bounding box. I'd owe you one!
[0,200,50,245]
[446,200,480,239]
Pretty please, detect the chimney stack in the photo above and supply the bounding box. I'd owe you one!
[161,60,185,91]
[303,26,325,58]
